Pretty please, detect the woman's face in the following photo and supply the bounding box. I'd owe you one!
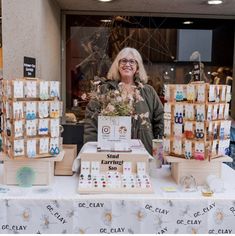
[118,56,138,80]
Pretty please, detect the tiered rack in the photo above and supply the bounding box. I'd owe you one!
[163,82,232,184]
[0,78,64,185]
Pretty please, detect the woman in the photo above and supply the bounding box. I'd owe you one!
[84,47,164,154]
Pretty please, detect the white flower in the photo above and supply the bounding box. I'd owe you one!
[81,93,87,100]
[144,112,149,118]
[116,96,122,102]
[106,103,115,112]
[93,81,101,85]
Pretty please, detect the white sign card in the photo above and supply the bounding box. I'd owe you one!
[97,116,131,151]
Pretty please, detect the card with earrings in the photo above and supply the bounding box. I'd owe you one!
[90,161,100,176]
[174,104,183,124]
[206,104,213,121]
[207,122,213,140]
[50,118,60,138]
[26,119,37,137]
[6,120,12,137]
[4,80,12,98]
[194,142,205,160]
[123,161,132,176]
[197,84,206,102]
[13,101,24,120]
[25,101,37,120]
[49,137,60,156]
[184,121,194,139]
[14,120,24,138]
[215,85,221,102]
[196,104,205,122]
[164,84,171,101]
[212,104,219,120]
[225,85,231,102]
[39,81,49,100]
[25,80,37,98]
[218,104,225,120]
[38,101,49,119]
[218,139,230,156]
[27,139,37,158]
[195,122,205,140]
[211,139,218,156]
[220,85,226,102]
[175,85,184,101]
[224,120,231,139]
[50,81,60,99]
[219,121,226,140]
[164,103,171,120]
[174,123,183,137]
[137,162,146,175]
[184,104,194,120]
[186,84,196,102]
[173,139,182,155]
[80,161,90,175]
[208,85,215,102]
[184,140,192,159]
[38,118,49,135]
[224,103,229,120]
[164,119,171,137]
[213,122,218,139]
[13,80,24,98]
[39,137,49,154]
[13,139,25,157]
[5,102,10,119]
[50,101,60,118]
[163,138,170,154]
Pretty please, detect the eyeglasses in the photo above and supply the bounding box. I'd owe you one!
[119,58,137,66]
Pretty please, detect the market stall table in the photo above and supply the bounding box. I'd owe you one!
[0,159,235,234]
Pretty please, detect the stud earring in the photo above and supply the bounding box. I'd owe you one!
[54,146,60,155]
[178,113,183,124]
[196,129,200,139]
[220,128,224,139]
[175,112,179,123]
[199,129,204,139]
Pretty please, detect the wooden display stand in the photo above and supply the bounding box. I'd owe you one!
[164,83,231,160]
[0,77,64,186]
[0,151,64,185]
[77,140,154,194]
[54,144,77,176]
[163,83,232,185]
[165,155,232,185]
[1,78,63,159]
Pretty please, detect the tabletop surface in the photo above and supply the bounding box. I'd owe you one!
[0,162,234,200]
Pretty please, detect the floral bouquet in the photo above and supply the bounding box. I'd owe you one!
[86,76,149,125]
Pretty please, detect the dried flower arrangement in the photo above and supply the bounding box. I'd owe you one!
[83,76,149,125]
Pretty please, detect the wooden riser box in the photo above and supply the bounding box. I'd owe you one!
[54,144,77,176]
[3,160,54,185]
[165,155,232,185]
[0,151,64,186]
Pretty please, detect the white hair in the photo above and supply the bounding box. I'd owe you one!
[107,47,148,83]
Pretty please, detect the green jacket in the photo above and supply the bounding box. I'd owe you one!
[84,80,164,154]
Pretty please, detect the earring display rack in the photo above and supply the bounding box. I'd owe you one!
[77,140,154,194]
[1,78,63,160]
[164,82,231,161]
[163,82,232,185]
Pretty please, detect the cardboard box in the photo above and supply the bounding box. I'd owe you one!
[54,145,77,176]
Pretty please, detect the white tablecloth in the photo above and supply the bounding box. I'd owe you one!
[0,163,235,234]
